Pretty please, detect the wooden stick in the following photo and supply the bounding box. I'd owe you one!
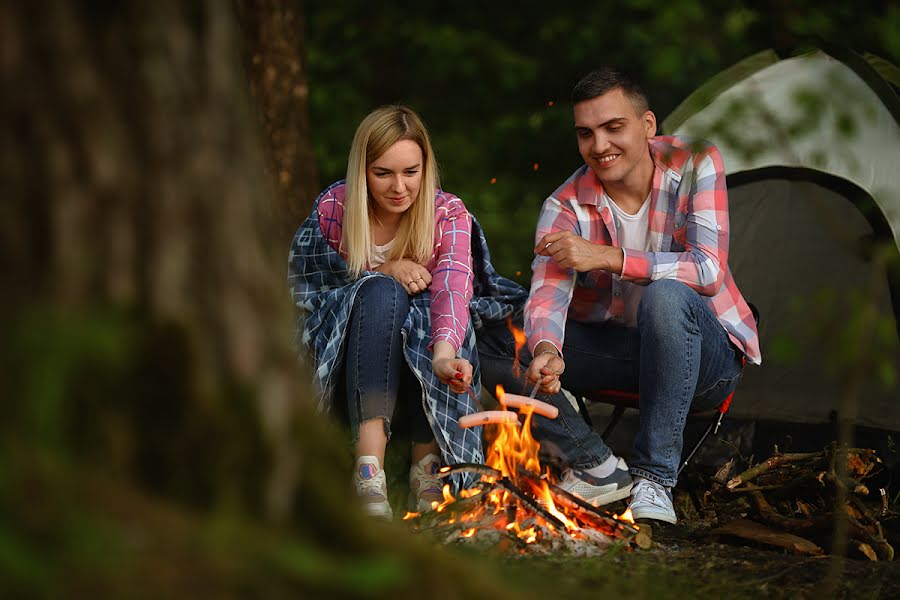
[497,477,568,530]
[438,463,502,480]
[547,481,640,535]
[726,452,824,490]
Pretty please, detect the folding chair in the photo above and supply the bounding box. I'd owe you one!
[583,304,759,478]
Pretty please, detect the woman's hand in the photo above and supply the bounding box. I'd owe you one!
[432,341,472,394]
[375,259,432,295]
[524,343,565,395]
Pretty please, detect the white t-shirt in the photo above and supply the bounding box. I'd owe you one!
[607,195,652,327]
[369,238,395,269]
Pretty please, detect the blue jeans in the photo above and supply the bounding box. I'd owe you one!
[478,279,743,487]
[344,276,432,444]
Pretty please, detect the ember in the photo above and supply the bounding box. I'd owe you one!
[404,384,645,555]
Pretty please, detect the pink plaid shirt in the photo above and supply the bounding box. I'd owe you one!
[525,136,762,365]
[318,182,474,352]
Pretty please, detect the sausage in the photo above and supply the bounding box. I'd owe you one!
[458,410,520,429]
[499,393,559,419]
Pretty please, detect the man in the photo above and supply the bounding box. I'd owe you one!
[523,67,761,524]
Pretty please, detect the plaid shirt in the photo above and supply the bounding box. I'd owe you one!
[525,136,762,365]
[318,182,474,352]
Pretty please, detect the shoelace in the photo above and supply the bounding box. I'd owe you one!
[632,481,666,506]
[414,466,442,494]
[357,472,386,497]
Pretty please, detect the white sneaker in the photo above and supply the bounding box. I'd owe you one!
[408,453,444,512]
[629,477,677,524]
[557,457,633,507]
[353,456,392,521]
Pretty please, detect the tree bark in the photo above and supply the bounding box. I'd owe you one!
[2,0,311,522]
[235,0,320,245]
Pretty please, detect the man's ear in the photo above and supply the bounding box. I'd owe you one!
[644,110,657,137]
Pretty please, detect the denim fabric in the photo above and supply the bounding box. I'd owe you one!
[345,277,432,444]
[479,279,743,486]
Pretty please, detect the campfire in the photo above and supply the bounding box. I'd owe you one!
[403,384,647,554]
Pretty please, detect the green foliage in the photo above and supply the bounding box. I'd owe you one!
[305,0,898,278]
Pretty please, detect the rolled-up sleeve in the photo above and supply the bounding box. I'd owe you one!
[525,197,578,355]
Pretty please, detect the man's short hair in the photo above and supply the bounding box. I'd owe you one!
[571,67,649,114]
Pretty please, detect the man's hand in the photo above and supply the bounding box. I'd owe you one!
[375,259,432,295]
[535,231,623,273]
[525,346,565,395]
[432,341,472,394]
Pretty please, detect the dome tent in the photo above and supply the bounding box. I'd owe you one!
[664,48,900,431]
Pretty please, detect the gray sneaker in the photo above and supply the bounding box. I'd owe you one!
[629,477,677,524]
[353,456,393,521]
[557,457,633,507]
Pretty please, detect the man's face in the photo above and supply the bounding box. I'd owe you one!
[574,88,656,189]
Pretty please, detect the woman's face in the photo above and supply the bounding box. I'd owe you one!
[366,139,423,221]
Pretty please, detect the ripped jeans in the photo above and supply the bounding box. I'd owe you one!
[344,276,432,444]
[478,279,744,487]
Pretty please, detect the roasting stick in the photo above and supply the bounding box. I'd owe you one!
[454,372,483,412]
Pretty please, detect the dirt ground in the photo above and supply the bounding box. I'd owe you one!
[484,514,900,600]
[641,517,900,599]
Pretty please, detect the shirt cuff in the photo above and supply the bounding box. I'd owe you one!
[529,337,563,359]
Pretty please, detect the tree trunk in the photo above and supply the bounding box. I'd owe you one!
[2,0,310,521]
[236,0,320,245]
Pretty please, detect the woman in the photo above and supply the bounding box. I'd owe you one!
[289,106,525,520]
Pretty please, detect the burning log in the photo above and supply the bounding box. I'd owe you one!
[497,477,568,531]
[404,383,644,554]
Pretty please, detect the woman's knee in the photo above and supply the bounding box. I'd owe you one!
[355,276,409,315]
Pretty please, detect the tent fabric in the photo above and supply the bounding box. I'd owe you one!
[664,48,900,431]
[664,49,900,249]
[727,176,899,429]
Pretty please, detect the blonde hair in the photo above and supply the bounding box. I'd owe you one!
[343,105,439,278]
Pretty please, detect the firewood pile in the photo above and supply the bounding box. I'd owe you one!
[695,445,895,560]
[404,463,649,556]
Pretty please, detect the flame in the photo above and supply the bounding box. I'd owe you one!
[532,478,579,531]
[402,511,419,520]
[506,318,527,378]
[408,377,631,548]
[484,405,541,479]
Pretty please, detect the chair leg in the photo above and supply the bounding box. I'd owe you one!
[601,405,626,441]
[676,412,725,478]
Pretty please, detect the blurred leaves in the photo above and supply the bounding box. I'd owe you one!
[305,0,900,278]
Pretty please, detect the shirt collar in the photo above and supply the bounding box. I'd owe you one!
[577,137,685,207]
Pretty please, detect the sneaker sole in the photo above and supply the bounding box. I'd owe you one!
[362,501,393,521]
[631,508,677,524]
